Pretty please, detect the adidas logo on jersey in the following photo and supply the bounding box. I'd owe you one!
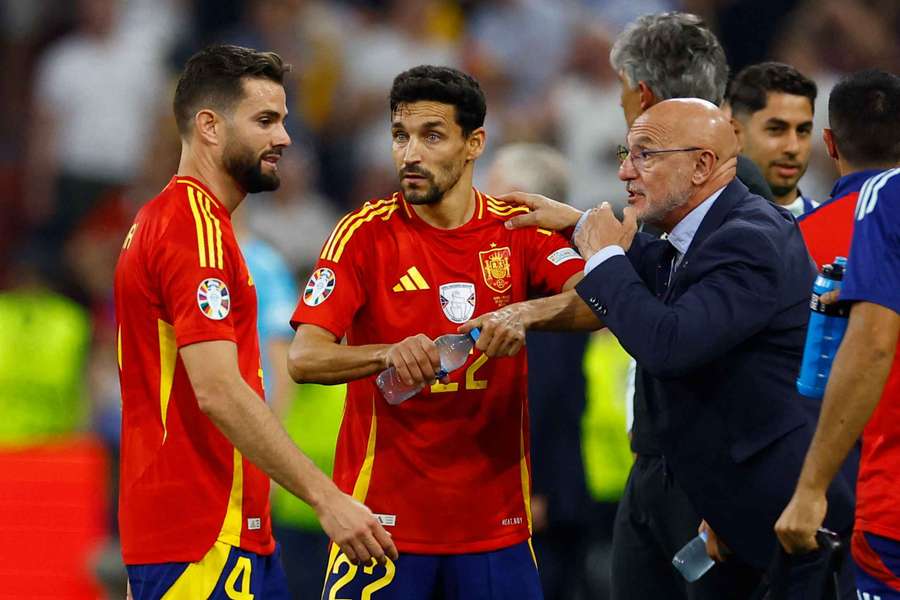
[392,267,430,292]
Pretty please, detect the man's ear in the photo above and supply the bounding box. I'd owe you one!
[195,109,221,146]
[466,127,486,162]
[637,81,657,111]
[692,150,717,185]
[730,116,745,153]
[823,128,839,161]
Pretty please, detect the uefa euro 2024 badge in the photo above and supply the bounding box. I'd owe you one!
[303,267,336,307]
[197,278,231,320]
[439,282,476,324]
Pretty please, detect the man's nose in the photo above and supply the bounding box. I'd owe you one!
[618,156,637,181]
[274,122,291,148]
[403,137,423,163]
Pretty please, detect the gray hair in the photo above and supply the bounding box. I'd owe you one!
[610,12,728,105]
[490,143,570,202]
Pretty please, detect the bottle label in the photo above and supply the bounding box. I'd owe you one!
[810,292,850,317]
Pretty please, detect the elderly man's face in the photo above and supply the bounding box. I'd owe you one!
[617,127,698,227]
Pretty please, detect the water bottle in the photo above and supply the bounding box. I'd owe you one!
[672,531,715,582]
[377,329,481,405]
[796,257,850,398]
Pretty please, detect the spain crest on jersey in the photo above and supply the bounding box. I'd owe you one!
[479,246,512,293]
[197,278,230,320]
[439,282,476,324]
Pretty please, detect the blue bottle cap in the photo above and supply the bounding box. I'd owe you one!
[469,327,481,341]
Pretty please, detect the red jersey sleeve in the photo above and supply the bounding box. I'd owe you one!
[290,217,367,339]
[154,215,238,348]
[524,228,585,296]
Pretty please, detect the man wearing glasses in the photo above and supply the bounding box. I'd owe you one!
[466,98,856,598]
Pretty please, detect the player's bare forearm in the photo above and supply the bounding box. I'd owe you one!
[182,340,399,565]
[288,324,390,384]
[461,289,601,357]
[181,341,339,505]
[795,302,899,494]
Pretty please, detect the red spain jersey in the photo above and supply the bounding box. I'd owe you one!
[291,190,584,554]
[114,176,274,564]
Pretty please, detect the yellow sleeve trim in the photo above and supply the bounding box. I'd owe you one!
[321,195,398,262]
[324,203,398,263]
[186,187,224,269]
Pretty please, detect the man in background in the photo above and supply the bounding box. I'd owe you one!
[777,69,900,600]
[486,143,593,599]
[726,62,819,217]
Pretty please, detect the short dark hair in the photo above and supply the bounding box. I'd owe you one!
[389,65,486,136]
[173,45,290,136]
[727,62,817,117]
[828,69,900,166]
[609,12,728,105]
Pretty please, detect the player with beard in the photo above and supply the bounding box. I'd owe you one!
[114,45,396,600]
[288,65,586,599]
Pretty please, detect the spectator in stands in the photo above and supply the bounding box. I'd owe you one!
[24,0,177,247]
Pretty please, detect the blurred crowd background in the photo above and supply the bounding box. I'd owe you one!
[0,0,898,598]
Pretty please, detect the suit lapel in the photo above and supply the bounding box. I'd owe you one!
[662,179,748,301]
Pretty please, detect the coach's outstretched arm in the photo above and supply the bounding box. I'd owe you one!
[181,340,398,565]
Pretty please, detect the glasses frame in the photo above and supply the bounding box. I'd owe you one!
[616,145,705,170]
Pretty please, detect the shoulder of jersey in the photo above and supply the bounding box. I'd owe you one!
[319,193,401,263]
[856,167,900,222]
[147,178,228,269]
[482,193,554,236]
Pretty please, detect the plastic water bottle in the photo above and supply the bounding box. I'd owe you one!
[376,329,481,405]
[796,257,850,398]
[672,531,715,582]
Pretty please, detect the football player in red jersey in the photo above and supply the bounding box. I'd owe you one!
[115,45,395,600]
[289,66,589,599]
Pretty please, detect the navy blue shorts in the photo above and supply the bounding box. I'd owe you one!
[853,530,900,599]
[320,539,542,600]
[127,541,289,600]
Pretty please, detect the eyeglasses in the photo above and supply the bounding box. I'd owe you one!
[616,144,704,170]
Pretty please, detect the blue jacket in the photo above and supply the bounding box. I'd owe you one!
[576,179,854,569]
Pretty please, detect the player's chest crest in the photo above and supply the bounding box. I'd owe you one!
[479,246,512,293]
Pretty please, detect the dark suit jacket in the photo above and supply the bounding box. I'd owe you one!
[575,179,854,569]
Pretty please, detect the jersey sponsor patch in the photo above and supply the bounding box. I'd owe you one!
[303,267,336,306]
[547,247,581,265]
[197,278,231,320]
[374,513,396,527]
[440,282,476,323]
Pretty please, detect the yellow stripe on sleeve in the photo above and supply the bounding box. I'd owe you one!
[321,211,357,260]
[186,188,208,268]
[323,196,396,261]
[200,192,224,268]
[195,191,216,268]
[331,204,398,263]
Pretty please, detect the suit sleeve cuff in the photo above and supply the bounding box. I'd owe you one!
[585,245,626,275]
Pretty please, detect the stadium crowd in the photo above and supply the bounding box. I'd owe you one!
[0,0,899,599]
